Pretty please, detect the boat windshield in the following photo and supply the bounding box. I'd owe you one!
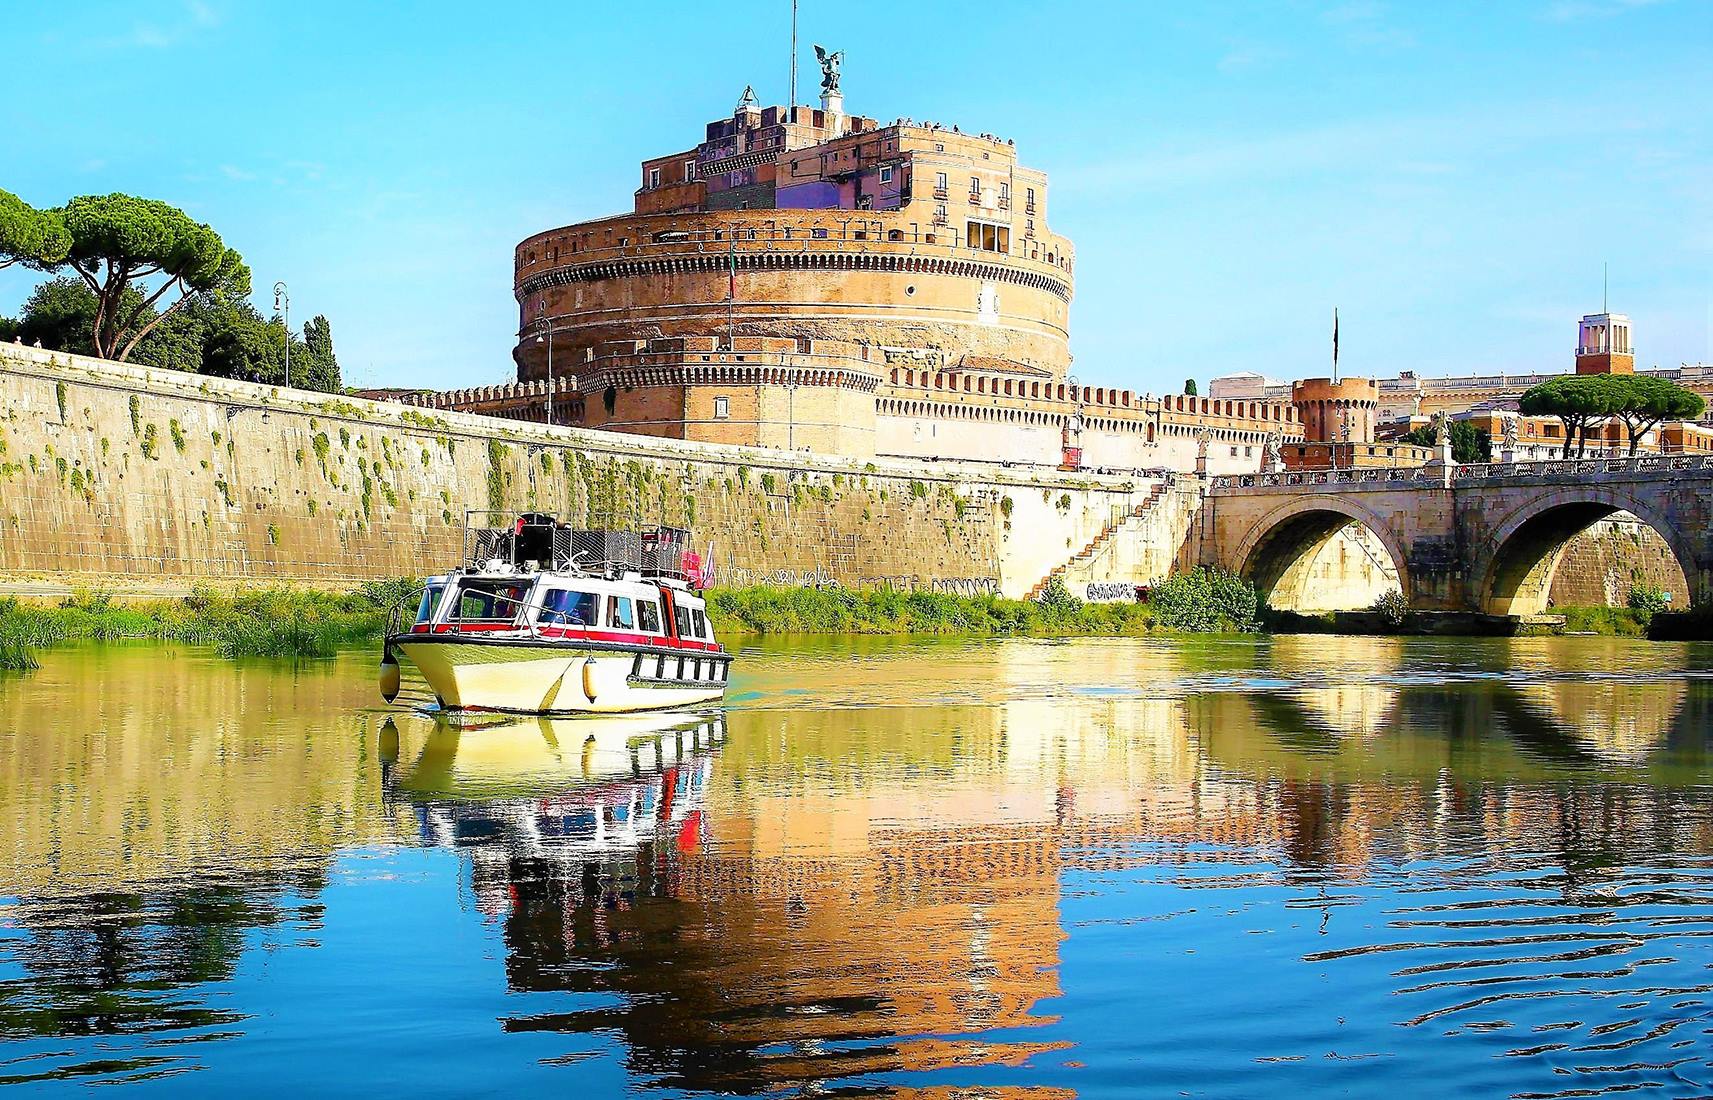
[449,580,533,625]
[539,587,601,627]
[415,583,446,626]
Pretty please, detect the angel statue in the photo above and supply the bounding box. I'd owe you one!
[1502,415,1519,450]
[814,45,844,95]
[1262,430,1282,469]
[1433,411,1451,446]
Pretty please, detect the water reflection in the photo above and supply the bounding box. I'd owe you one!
[1,637,1711,1096]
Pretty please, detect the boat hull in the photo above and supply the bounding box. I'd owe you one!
[393,636,729,714]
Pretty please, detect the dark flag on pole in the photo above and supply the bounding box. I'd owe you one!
[1332,308,1340,382]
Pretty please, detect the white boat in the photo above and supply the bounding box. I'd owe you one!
[380,515,732,715]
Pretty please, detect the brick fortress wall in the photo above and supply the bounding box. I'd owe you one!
[0,347,1169,599]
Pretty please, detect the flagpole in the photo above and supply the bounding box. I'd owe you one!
[1332,307,1339,384]
[789,0,798,110]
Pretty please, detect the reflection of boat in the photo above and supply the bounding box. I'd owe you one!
[380,514,731,714]
[389,712,724,865]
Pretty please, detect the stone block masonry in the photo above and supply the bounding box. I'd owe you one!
[0,347,1164,598]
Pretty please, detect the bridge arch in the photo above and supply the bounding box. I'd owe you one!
[1475,487,1698,617]
[1233,495,1411,611]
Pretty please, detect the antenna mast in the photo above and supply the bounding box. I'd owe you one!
[790,0,799,110]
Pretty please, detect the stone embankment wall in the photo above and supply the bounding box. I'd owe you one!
[0,348,1158,598]
[1547,516,1687,607]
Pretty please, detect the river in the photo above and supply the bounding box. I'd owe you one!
[2,636,1711,1097]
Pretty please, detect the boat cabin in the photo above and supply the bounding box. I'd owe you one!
[409,571,720,653]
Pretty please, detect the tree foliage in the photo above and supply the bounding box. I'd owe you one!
[1400,418,1491,463]
[0,189,71,271]
[1184,378,1198,396]
[1606,375,1704,455]
[1147,567,1261,632]
[50,194,250,362]
[9,276,342,392]
[1521,374,1705,457]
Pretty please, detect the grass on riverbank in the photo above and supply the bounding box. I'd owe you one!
[0,573,1259,672]
[0,581,416,670]
[1554,606,1653,637]
[705,584,1159,637]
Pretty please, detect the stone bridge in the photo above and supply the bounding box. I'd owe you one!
[1204,456,1713,615]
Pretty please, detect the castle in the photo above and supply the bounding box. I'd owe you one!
[402,77,1309,475]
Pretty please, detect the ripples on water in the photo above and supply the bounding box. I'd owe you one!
[1,635,1711,1097]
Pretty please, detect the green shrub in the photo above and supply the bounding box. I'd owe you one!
[1627,582,1667,615]
[1370,589,1408,627]
[1147,567,1261,632]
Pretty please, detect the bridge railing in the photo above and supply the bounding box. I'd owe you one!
[1211,453,1713,490]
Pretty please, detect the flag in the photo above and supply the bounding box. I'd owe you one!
[1332,308,1340,380]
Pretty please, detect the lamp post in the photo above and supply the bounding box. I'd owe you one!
[535,319,556,425]
[273,282,290,387]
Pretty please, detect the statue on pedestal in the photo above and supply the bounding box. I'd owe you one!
[814,45,844,95]
[1501,415,1519,462]
[1262,430,1284,473]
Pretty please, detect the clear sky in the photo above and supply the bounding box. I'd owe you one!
[3,1,1709,394]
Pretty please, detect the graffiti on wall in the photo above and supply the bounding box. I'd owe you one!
[713,564,1001,595]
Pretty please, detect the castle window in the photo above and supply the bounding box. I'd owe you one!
[879,165,893,183]
[888,229,905,242]
[648,167,661,189]
[684,159,696,181]
[714,397,730,420]
[812,228,829,239]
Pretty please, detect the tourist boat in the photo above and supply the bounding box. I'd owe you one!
[379,514,731,714]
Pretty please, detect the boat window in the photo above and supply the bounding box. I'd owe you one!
[674,605,693,637]
[607,595,635,630]
[692,608,708,638]
[451,581,531,623]
[540,588,599,627]
[636,600,662,633]
[415,583,446,625]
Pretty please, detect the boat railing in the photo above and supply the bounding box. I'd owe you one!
[461,511,693,580]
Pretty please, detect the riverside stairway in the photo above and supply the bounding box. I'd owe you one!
[1026,483,1169,600]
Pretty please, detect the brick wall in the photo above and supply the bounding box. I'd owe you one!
[0,348,1159,598]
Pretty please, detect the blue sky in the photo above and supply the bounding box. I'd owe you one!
[3,0,1708,393]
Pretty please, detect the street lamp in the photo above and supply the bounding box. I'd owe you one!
[273,281,290,387]
[535,318,556,425]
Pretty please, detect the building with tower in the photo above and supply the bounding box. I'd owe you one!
[406,73,1302,473]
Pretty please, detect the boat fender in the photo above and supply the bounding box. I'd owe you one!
[378,645,401,704]
[581,656,599,703]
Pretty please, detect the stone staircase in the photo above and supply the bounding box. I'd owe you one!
[1027,483,1169,600]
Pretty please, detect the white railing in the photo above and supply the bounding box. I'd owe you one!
[1211,453,1713,491]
